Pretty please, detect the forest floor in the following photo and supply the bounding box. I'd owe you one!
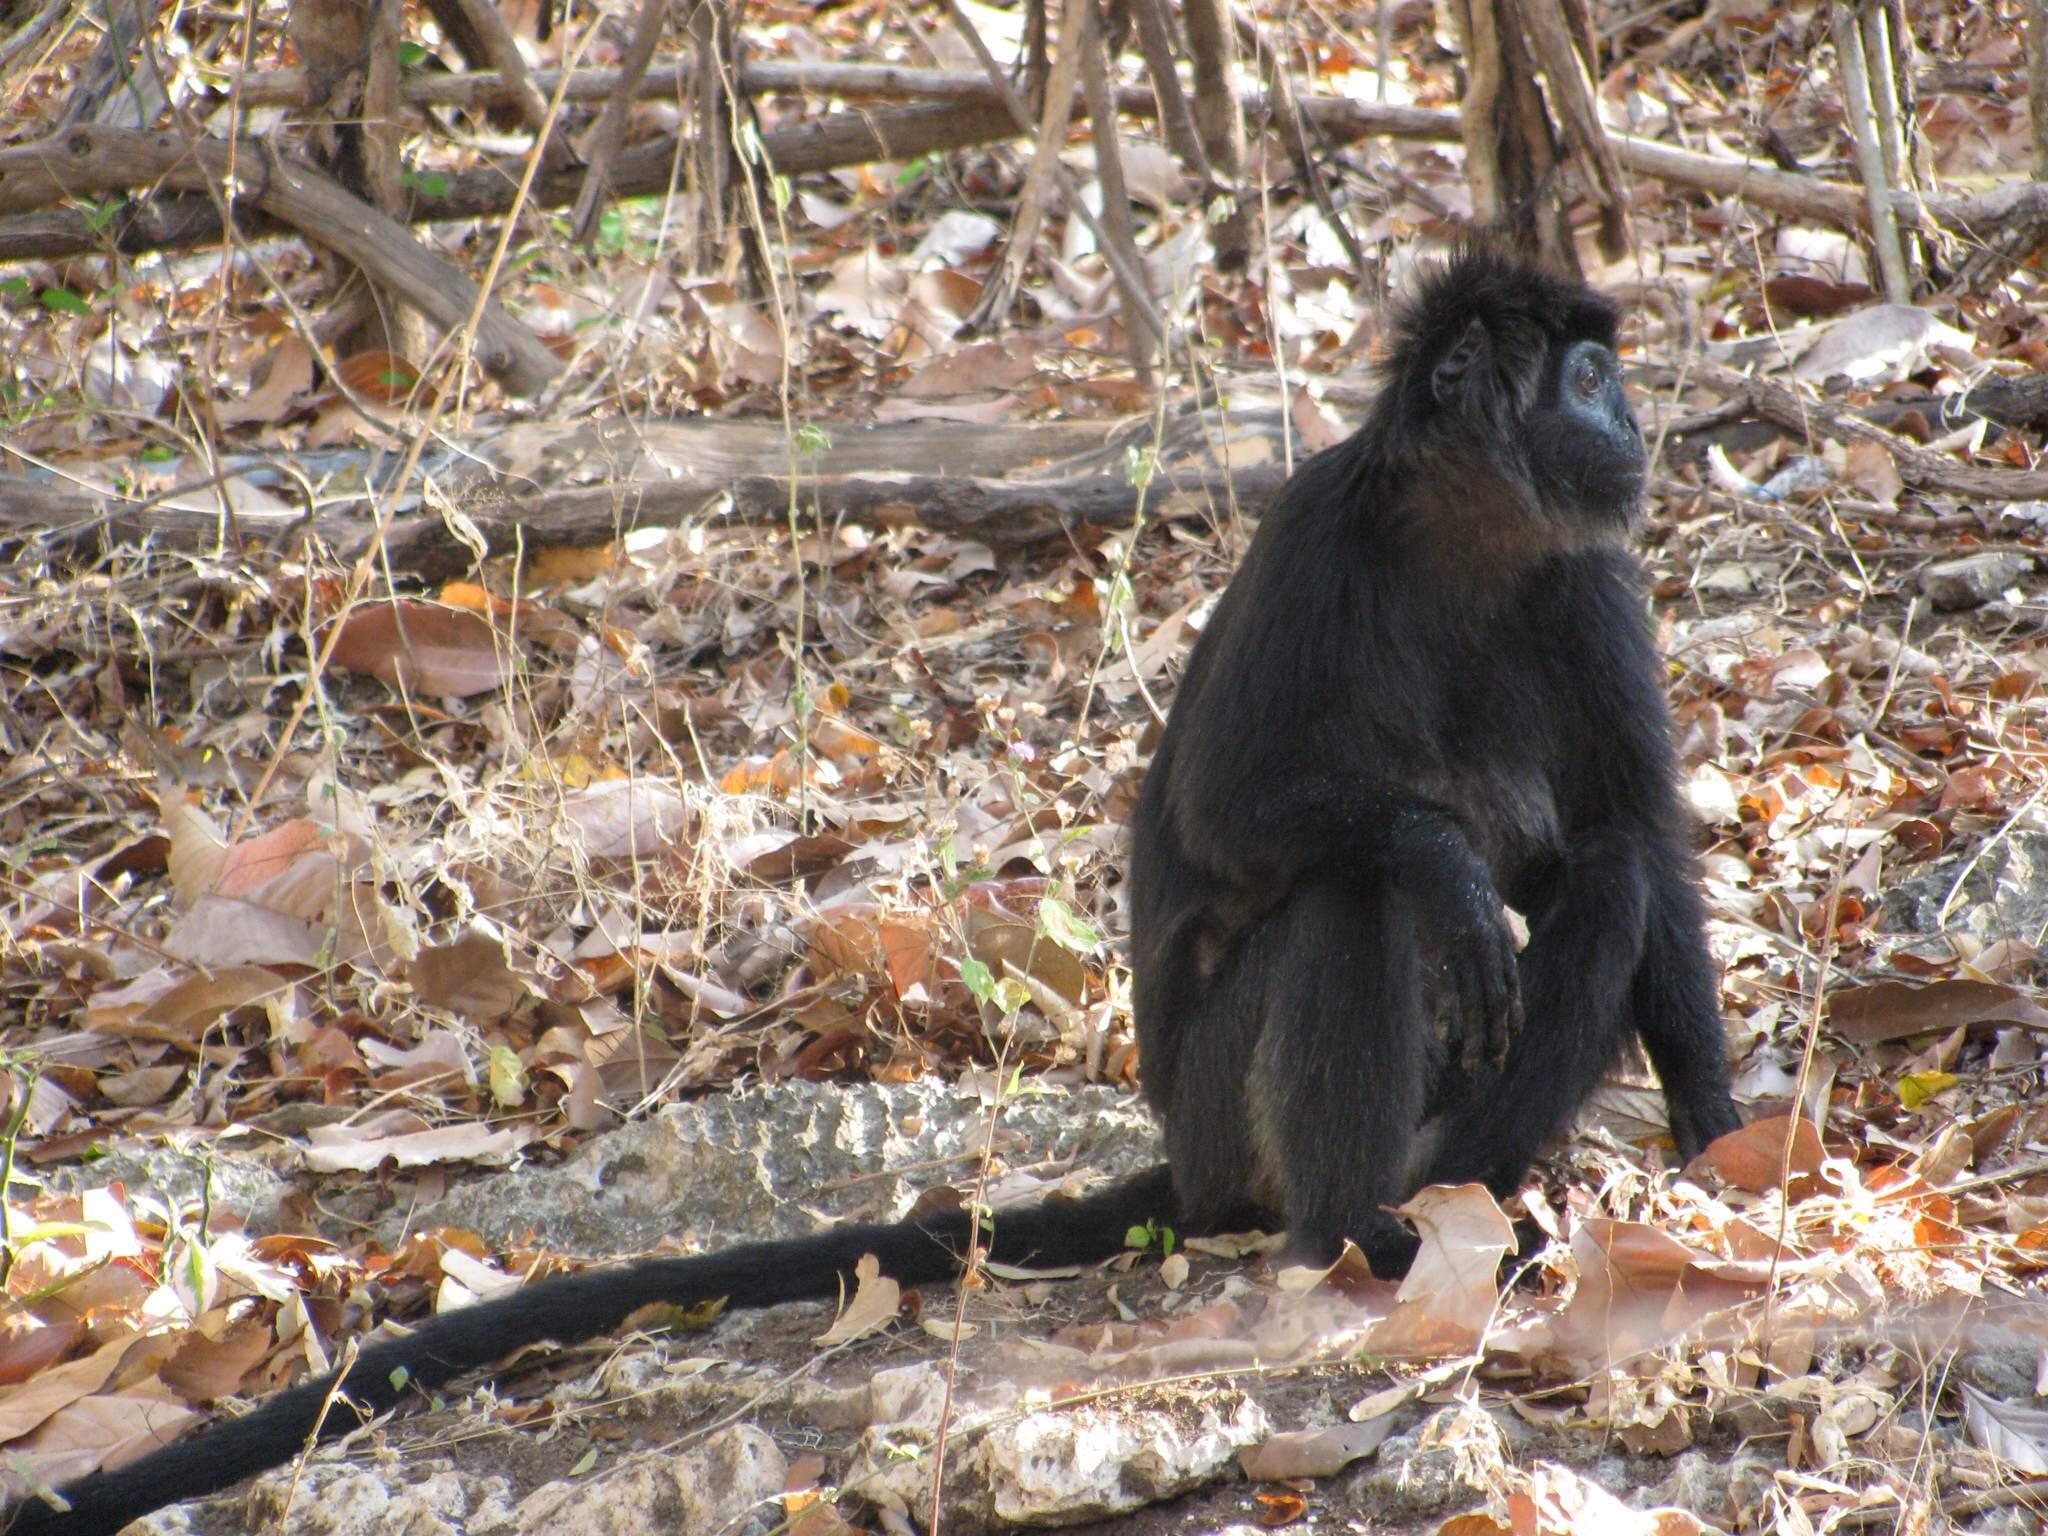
[7,0,2048,1531]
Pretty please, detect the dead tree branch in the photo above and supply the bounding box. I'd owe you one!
[0,125,561,395]
[1697,362,2048,502]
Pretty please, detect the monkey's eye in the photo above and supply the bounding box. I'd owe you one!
[1573,357,1602,399]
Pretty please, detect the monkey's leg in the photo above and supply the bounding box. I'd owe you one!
[1418,840,1650,1198]
[1235,882,1432,1271]
[1628,861,1741,1160]
[1156,918,1274,1237]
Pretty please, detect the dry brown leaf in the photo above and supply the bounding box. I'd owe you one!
[1506,1463,1714,1535]
[81,964,286,1043]
[813,1254,900,1346]
[325,600,510,697]
[163,900,326,970]
[412,934,531,1019]
[1252,1489,1308,1526]
[1365,1184,1514,1356]
[1829,979,2048,1042]
[8,1388,196,1489]
[333,349,422,403]
[0,1323,79,1390]
[1694,1114,1824,1192]
[809,908,940,1001]
[214,332,316,426]
[301,1119,540,1173]
[158,1320,273,1402]
[94,1066,186,1107]
[0,1337,144,1441]
[558,779,690,861]
[1239,1418,1394,1480]
[527,543,619,585]
[210,817,336,904]
[966,917,1086,1007]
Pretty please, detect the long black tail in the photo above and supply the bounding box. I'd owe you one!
[8,1166,1179,1536]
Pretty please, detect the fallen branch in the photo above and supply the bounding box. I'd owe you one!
[0,97,1019,262]
[12,59,2021,270]
[1652,476,1986,536]
[0,461,1293,575]
[0,125,561,395]
[1696,361,2048,502]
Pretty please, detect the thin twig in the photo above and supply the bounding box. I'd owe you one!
[570,0,673,241]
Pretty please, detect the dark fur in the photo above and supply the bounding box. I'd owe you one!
[8,250,1737,1534]
[1127,246,1740,1276]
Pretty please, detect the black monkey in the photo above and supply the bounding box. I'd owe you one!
[1127,244,1742,1276]
[7,249,1737,1536]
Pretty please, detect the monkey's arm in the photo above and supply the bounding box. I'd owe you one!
[1181,774,1523,1068]
[8,1167,1176,1536]
[1417,827,1653,1193]
[1629,865,1742,1159]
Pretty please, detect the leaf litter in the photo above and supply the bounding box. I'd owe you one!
[8,0,2048,1530]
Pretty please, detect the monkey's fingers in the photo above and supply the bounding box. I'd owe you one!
[1486,978,1524,1069]
[1453,931,1521,1074]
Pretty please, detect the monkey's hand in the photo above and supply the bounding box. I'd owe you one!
[1423,875,1524,1071]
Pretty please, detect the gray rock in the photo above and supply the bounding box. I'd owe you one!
[1951,1347,2043,1402]
[40,1145,291,1235]
[1921,553,2033,611]
[512,1424,785,1536]
[850,1385,1270,1528]
[395,1079,1160,1253]
[129,1460,518,1536]
[1344,1408,1504,1524]
[979,1387,1270,1525]
[1635,1449,1736,1526]
[1890,824,2048,949]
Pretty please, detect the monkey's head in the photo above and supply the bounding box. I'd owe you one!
[1375,246,1647,530]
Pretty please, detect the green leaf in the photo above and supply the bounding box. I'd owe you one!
[8,1220,96,1244]
[1896,1071,1957,1111]
[37,287,90,316]
[895,152,940,185]
[1124,1219,1177,1255]
[487,1045,527,1108]
[958,956,995,1005]
[398,40,432,68]
[990,977,1031,1015]
[183,1239,211,1304]
[1036,895,1099,953]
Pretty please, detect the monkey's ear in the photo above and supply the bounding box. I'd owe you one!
[1430,318,1489,406]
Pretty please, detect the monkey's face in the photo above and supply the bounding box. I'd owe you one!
[1526,338,1646,523]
